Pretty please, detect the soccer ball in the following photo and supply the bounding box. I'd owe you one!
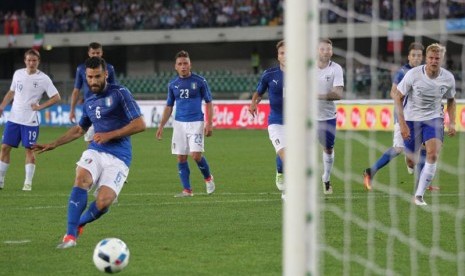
[93,238,130,273]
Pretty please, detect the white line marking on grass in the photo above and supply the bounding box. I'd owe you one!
[4,240,31,244]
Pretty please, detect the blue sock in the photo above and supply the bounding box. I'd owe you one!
[66,187,88,237]
[79,201,108,227]
[178,161,191,190]
[196,156,211,179]
[276,155,283,174]
[370,147,401,176]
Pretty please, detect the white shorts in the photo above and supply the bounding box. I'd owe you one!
[171,120,205,155]
[84,125,95,142]
[393,123,404,148]
[268,124,285,153]
[76,149,129,196]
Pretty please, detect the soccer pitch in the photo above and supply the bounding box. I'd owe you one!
[0,127,463,275]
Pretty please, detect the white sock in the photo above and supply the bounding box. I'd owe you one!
[25,163,36,185]
[415,162,436,197]
[322,151,334,182]
[0,161,10,182]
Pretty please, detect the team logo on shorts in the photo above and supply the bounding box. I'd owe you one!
[105,96,113,107]
[191,82,197,90]
[84,158,93,164]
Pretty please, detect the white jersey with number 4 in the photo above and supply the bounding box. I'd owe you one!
[317,61,344,121]
[397,65,455,121]
[8,69,59,126]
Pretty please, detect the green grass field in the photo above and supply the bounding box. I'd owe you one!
[0,127,464,275]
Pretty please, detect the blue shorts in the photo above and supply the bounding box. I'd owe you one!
[1,121,39,148]
[318,118,336,149]
[404,118,444,154]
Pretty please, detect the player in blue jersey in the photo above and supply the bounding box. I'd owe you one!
[363,42,438,192]
[249,40,285,198]
[156,50,215,197]
[69,42,117,143]
[33,57,146,248]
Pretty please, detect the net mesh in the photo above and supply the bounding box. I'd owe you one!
[311,1,465,275]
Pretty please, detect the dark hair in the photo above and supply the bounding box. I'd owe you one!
[408,42,424,53]
[88,42,102,50]
[24,49,40,59]
[85,56,107,71]
[319,38,333,45]
[276,40,284,50]
[175,50,190,59]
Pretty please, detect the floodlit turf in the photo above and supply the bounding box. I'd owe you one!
[0,127,463,275]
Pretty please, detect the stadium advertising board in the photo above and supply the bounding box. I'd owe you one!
[0,100,463,131]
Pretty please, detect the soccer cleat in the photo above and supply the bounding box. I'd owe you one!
[174,189,193,198]
[363,168,372,191]
[275,172,284,191]
[77,225,84,237]
[57,234,77,249]
[407,166,414,175]
[427,185,440,191]
[323,181,333,195]
[414,195,427,206]
[22,183,32,191]
[205,175,215,195]
[0,181,4,190]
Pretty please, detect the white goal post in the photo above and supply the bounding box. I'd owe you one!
[283,0,319,275]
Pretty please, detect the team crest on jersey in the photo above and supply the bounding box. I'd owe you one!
[33,81,39,88]
[105,96,113,107]
[191,82,197,90]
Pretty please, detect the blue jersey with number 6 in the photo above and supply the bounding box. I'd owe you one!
[79,84,142,166]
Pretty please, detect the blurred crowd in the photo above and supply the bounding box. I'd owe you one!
[3,0,465,34]
[2,0,284,34]
[322,0,465,23]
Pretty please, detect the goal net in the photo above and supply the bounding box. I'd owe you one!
[284,1,465,275]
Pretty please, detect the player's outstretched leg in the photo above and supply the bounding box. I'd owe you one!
[57,187,88,249]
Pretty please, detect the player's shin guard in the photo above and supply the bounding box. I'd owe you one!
[276,155,283,174]
[67,187,88,237]
[178,161,191,190]
[79,201,109,227]
[196,156,211,179]
[415,162,436,196]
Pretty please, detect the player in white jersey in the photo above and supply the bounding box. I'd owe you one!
[317,38,344,195]
[394,43,456,206]
[363,42,437,191]
[0,49,61,191]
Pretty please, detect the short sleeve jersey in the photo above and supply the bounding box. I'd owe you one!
[79,84,142,166]
[8,69,59,126]
[256,66,284,125]
[166,73,213,122]
[317,61,344,121]
[397,65,456,121]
